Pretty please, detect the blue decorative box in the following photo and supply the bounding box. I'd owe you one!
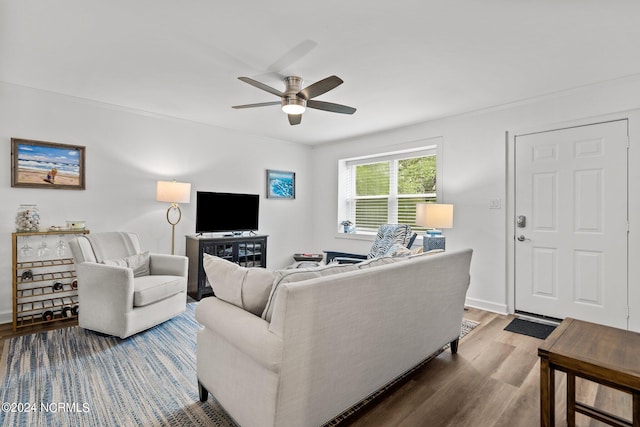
[423,232,446,251]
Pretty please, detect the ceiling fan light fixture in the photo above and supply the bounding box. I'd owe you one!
[281,97,306,115]
[234,74,355,125]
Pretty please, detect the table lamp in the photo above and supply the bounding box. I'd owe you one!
[415,203,453,251]
[156,180,191,254]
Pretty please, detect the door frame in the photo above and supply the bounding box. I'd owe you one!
[506,115,632,324]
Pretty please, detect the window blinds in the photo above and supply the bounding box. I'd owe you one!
[344,148,437,232]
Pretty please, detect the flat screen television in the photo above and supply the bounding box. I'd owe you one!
[196,191,259,233]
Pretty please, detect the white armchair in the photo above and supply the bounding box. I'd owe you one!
[69,232,188,338]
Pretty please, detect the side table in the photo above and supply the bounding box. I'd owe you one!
[538,318,640,427]
[293,253,324,262]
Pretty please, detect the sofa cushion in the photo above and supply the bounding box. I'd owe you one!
[103,251,150,277]
[356,256,399,269]
[409,248,444,259]
[133,275,185,307]
[202,254,276,317]
[261,263,360,322]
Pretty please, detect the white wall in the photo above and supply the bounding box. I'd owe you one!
[0,82,314,324]
[5,74,640,329]
[310,75,640,327]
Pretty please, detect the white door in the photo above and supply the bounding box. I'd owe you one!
[514,120,628,329]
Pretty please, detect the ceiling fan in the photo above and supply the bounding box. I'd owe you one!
[232,75,356,125]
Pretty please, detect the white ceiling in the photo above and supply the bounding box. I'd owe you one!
[2,1,640,145]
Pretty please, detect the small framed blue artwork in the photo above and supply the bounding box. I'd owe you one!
[266,170,295,199]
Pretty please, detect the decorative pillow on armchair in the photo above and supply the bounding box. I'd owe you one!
[368,224,413,259]
[102,252,151,277]
[202,254,276,317]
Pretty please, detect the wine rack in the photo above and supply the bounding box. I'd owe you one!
[11,230,89,331]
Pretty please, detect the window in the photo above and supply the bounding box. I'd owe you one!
[338,144,440,233]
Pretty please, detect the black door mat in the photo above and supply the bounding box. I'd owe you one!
[504,318,557,340]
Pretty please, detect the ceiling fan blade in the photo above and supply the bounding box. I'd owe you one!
[238,77,283,97]
[307,100,356,114]
[298,75,343,100]
[232,101,281,109]
[288,114,302,125]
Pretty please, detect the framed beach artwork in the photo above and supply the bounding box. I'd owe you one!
[11,138,86,190]
[266,169,295,199]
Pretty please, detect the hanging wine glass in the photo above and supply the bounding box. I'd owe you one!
[20,236,33,258]
[37,235,49,258]
[56,235,67,257]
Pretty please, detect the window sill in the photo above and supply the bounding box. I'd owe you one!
[334,232,376,242]
[335,231,428,246]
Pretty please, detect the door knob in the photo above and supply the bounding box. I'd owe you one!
[517,235,530,242]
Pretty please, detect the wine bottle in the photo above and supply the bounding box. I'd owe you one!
[71,305,79,316]
[42,310,54,321]
[62,307,73,318]
[52,281,63,291]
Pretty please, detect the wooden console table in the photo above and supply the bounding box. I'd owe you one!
[538,318,640,427]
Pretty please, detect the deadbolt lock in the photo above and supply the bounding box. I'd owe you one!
[517,215,526,228]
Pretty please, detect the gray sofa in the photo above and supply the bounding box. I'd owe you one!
[196,248,473,427]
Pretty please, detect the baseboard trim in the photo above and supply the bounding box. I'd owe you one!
[0,311,13,326]
[465,297,508,315]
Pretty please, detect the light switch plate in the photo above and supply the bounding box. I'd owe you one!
[489,198,501,209]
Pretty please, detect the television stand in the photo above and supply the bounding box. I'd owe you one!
[185,234,268,300]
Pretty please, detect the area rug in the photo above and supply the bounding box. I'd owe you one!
[0,304,478,427]
[0,304,233,427]
[504,317,557,340]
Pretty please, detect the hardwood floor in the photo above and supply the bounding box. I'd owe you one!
[343,308,632,427]
[0,310,632,426]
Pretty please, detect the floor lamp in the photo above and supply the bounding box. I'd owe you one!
[156,180,191,255]
[415,203,454,251]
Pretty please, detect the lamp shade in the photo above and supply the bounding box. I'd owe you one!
[415,203,453,229]
[156,181,191,204]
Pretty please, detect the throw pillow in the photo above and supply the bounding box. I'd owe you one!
[103,252,150,277]
[411,246,424,255]
[367,224,412,258]
[243,268,278,316]
[384,243,412,257]
[202,254,276,317]
[261,263,359,322]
